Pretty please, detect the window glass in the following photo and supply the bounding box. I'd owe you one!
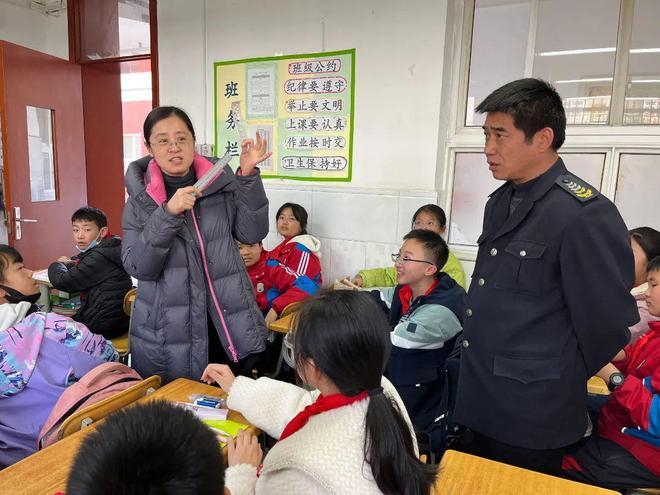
[26,107,57,202]
[614,154,660,230]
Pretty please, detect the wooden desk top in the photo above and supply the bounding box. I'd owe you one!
[0,378,256,495]
[432,450,618,495]
[268,312,295,334]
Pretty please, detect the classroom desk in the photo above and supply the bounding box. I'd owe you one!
[432,450,619,495]
[0,378,257,495]
[268,312,295,334]
[32,269,52,312]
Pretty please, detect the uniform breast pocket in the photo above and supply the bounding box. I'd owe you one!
[494,240,547,296]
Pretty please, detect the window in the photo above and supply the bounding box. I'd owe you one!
[121,59,151,172]
[449,151,605,246]
[465,0,659,127]
[26,107,57,202]
[614,153,660,231]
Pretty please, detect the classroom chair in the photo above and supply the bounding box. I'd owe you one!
[110,288,137,364]
[267,302,302,378]
[55,375,161,441]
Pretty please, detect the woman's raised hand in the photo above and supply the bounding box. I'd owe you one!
[239,131,272,175]
[165,186,200,216]
[201,363,236,392]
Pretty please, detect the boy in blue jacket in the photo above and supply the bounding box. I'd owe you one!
[374,229,466,433]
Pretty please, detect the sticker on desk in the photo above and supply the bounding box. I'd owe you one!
[203,419,250,446]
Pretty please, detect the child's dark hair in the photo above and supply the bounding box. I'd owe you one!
[404,229,449,270]
[476,78,566,150]
[293,291,437,495]
[276,202,308,235]
[648,256,660,274]
[143,106,196,143]
[630,227,660,264]
[71,206,107,229]
[412,204,447,229]
[66,400,225,495]
[0,245,23,284]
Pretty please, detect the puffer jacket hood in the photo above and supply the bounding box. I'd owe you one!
[287,234,322,257]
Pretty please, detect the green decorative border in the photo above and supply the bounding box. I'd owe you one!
[213,48,355,182]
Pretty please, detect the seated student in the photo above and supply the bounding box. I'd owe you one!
[237,240,319,321]
[48,207,133,339]
[267,203,322,325]
[0,245,117,468]
[202,290,436,495]
[352,204,466,289]
[66,400,226,495]
[562,255,660,489]
[373,229,466,434]
[629,227,660,342]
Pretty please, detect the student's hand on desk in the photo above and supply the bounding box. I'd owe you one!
[57,256,73,265]
[201,363,236,392]
[264,308,278,327]
[165,186,200,216]
[227,430,263,468]
[351,275,364,287]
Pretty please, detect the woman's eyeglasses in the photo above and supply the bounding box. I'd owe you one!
[391,253,434,265]
[149,135,192,150]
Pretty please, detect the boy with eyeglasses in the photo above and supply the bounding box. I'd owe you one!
[372,229,466,434]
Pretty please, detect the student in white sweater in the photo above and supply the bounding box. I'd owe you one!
[202,290,437,495]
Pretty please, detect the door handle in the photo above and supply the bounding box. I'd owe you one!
[13,207,37,240]
[17,218,38,223]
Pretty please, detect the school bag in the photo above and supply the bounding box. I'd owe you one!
[37,362,143,448]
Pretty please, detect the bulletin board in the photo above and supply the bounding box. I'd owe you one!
[214,48,355,181]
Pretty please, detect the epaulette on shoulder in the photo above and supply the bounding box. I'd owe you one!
[555,174,599,202]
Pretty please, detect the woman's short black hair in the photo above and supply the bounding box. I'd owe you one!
[630,227,660,264]
[276,202,309,235]
[143,106,196,144]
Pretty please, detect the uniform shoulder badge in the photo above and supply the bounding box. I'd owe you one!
[555,174,599,202]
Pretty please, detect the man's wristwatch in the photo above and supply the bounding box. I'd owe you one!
[608,372,625,391]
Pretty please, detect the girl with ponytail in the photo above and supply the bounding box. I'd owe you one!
[203,290,437,494]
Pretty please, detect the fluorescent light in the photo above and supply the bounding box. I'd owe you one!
[555,78,613,84]
[630,48,660,54]
[538,47,615,57]
[631,79,660,84]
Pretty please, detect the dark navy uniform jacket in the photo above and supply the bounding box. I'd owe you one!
[453,158,639,449]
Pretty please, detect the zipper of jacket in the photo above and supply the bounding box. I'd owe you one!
[190,206,239,362]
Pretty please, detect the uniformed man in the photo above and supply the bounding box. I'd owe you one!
[453,78,639,475]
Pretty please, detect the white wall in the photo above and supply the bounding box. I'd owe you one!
[0,1,69,60]
[158,0,464,284]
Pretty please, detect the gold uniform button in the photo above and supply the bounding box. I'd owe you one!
[490,248,498,256]
[462,339,470,348]
[478,278,485,286]
[466,308,473,317]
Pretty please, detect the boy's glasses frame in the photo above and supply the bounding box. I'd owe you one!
[391,253,434,265]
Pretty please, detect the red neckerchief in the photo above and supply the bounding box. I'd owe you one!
[626,321,660,372]
[398,278,439,315]
[278,391,368,442]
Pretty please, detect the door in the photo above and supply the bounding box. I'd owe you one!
[0,41,87,269]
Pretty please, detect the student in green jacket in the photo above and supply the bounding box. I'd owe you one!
[352,205,466,289]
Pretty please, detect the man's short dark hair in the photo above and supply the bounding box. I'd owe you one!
[403,229,449,270]
[476,78,566,150]
[66,401,225,495]
[648,256,660,274]
[71,206,107,229]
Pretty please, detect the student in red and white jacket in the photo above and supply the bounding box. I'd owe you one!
[237,238,321,327]
[563,256,660,490]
